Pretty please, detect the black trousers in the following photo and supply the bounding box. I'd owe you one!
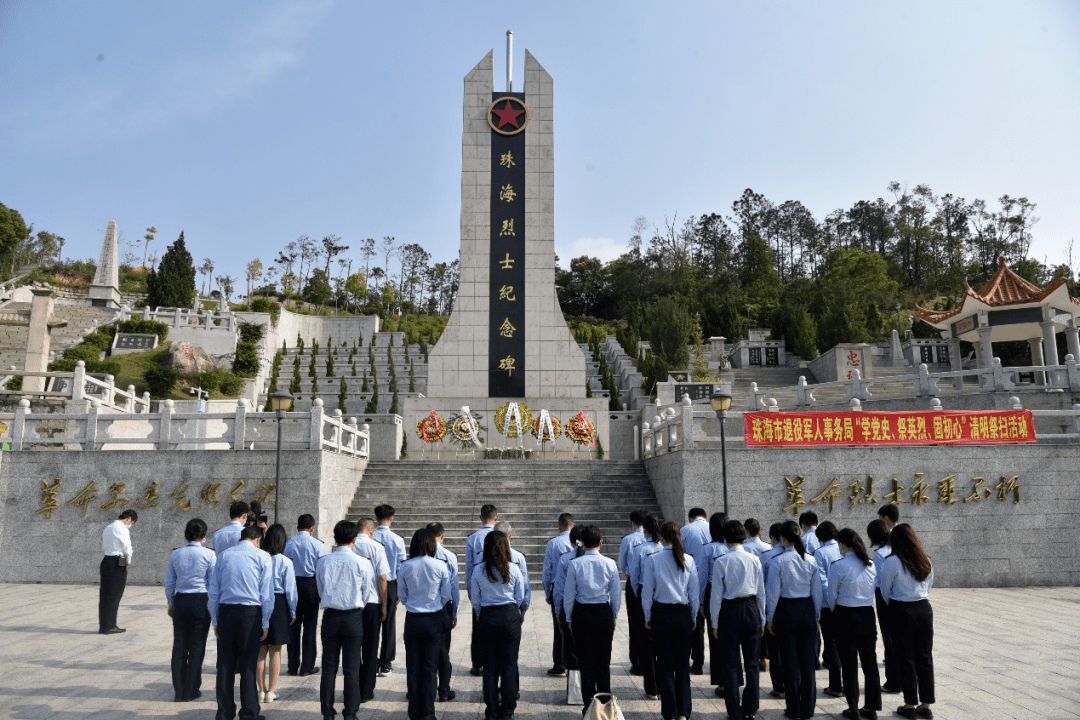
[479,604,521,720]
[704,584,745,688]
[774,596,818,720]
[834,604,882,712]
[98,556,127,632]
[215,604,263,720]
[471,608,483,669]
[718,596,762,720]
[633,586,659,696]
[572,603,615,710]
[287,576,320,674]
[379,579,398,668]
[691,603,706,671]
[172,592,211,701]
[764,624,785,692]
[437,601,454,694]
[549,602,566,671]
[651,602,693,720]
[819,606,843,691]
[320,606,363,720]
[405,610,443,720]
[875,589,899,688]
[358,602,382,701]
[625,579,643,671]
[560,611,579,670]
[890,599,935,706]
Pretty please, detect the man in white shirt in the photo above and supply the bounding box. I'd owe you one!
[100,509,137,634]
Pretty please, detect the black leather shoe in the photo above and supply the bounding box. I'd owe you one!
[882,684,902,694]
[824,687,844,697]
[546,667,566,677]
[100,627,126,635]
[842,710,860,720]
[471,666,484,676]
[770,689,785,699]
[288,669,299,676]
[299,667,320,676]
[895,707,917,720]
[714,686,725,697]
[915,708,933,720]
[859,709,877,720]
[629,666,643,676]
[690,666,703,675]
[438,690,456,702]
[188,691,202,701]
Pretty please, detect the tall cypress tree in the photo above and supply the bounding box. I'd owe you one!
[146,231,196,308]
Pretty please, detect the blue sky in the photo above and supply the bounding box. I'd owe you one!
[2,0,1078,289]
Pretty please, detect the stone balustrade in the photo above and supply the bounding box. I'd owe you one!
[119,306,237,332]
[0,361,151,413]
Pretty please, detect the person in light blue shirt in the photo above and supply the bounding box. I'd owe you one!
[880,524,935,720]
[800,511,821,556]
[618,509,648,676]
[564,525,621,713]
[681,507,711,675]
[742,518,773,558]
[315,521,370,720]
[212,501,249,556]
[766,521,821,720]
[283,514,326,677]
[470,531,526,720]
[760,522,787,696]
[497,521,532,614]
[399,527,453,720]
[709,521,766,720]
[256,524,297,705]
[465,503,498,675]
[866,518,899,694]
[373,504,406,676]
[165,517,216,703]
[642,521,698,720]
[354,517,389,701]
[428,522,459,702]
[541,512,574,677]
[627,516,663,699]
[208,525,274,720]
[828,528,881,720]
[551,526,583,676]
[698,512,734,694]
[814,521,844,696]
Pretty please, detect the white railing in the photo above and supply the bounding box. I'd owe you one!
[118,306,237,332]
[0,361,151,413]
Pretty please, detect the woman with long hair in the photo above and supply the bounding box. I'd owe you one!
[828,528,881,720]
[866,519,899,694]
[164,517,216,702]
[469,530,526,720]
[258,523,297,703]
[641,520,699,720]
[881,524,934,720]
[765,520,821,720]
[814,521,844,697]
[398,527,453,720]
[628,515,663,700]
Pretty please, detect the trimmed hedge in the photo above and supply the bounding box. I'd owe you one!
[117,319,169,343]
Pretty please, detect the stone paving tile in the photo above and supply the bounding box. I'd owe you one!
[0,584,1076,720]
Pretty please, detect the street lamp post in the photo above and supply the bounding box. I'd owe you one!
[711,388,733,517]
[270,390,294,526]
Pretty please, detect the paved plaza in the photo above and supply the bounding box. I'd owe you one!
[0,584,1076,720]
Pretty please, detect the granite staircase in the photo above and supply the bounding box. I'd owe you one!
[344,459,663,587]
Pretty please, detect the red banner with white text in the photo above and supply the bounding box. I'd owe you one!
[744,409,1035,447]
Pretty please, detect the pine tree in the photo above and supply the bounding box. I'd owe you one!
[419,336,428,359]
[326,355,335,377]
[282,339,288,353]
[357,334,363,347]
[290,363,301,394]
[338,376,348,413]
[365,382,379,413]
[351,361,357,377]
[311,374,319,394]
[409,361,415,392]
[146,231,196,308]
[390,389,399,415]
[327,335,333,350]
[362,369,370,393]
[309,354,317,378]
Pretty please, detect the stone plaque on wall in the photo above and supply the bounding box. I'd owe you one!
[112,333,158,355]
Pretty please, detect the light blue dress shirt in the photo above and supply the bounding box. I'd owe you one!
[827,551,876,610]
[814,539,843,598]
[696,541,730,607]
[743,536,773,558]
[641,547,699,621]
[879,555,934,603]
[563,550,621,622]
[802,528,821,556]
[872,545,891,590]
[316,546,371,611]
[212,520,245,556]
[435,543,460,618]
[765,546,822,622]
[354,535,390,579]
[552,548,579,613]
[270,553,299,619]
[709,545,766,627]
[165,542,216,605]
[470,562,527,615]
[372,526,406,581]
[208,541,274,628]
[629,539,663,594]
[465,524,494,594]
[618,528,646,574]
[542,530,573,597]
[509,547,532,613]
[681,519,712,581]
[283,531,326,577]
[398,555,453,613]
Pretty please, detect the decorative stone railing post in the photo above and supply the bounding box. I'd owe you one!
[233,400,247,450]
[158,399,174,449]
[992,357,1015,392]
[332,409,344,452]
[914,363,934,398]
[793,376,814,407]
[766,398,779,412]
[11,398,29,450]
[1065,354,1080,392]
[641,422,652,457]
[746,382,766,411]
[104,375,116,408]
[141,391,150,411]
[347,417,358,455]
[125,385,136,412]
[680,394,695,450]
[1072,404,1080,435]
[845,369,873,402]
[310,398,325,450]
[72,361,86,402]
[849,398,862,411]
[929,398,943,411]
[361,423,370,457]
[1009,396,1023,411]
[142,307,151,321]
[173,307,183,328]
[85,399,101,450]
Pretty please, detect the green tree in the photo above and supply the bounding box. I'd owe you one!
[644,296,695,369]
[338,376,348,413]
[689,321,714,381]
[303,269,333,309]
[145,232,196,308]
[0,202,30,264]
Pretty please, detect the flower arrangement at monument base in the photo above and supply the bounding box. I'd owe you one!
[494,401,532,439]
[565,411,596,446]
[450,409,485,449]
[531,412,561,443]
[416,410,447,444]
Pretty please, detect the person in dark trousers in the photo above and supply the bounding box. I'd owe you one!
[828,528,882,720]
[866,519,900,694]
[428,522,459,702]
[628,515,663,700]
[284,514,326,677]
[618,509,648,675]
[100,509,137,634]
[551,525,584,683]
[373,504,406,676]
[399,527,453,720]
[760,522,787,699]
[642,521,699,720]
[209,525,274,720]
[880,524,935,720]
[470,531,527,720]
[165,517,215,702]
[316,520,371,720]
[465,503,498,676]
[710,520,766,720]
[814,521,844,697]
[353,518,390,702]
[766,520,822,720]
[257,524,298,705]
[564,524,621,713]
[680,507,711,676]
[212,502,249,556]
[542,512,574,677]
[698,512,736,697]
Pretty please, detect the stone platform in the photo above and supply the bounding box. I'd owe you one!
[0,583,1076,719]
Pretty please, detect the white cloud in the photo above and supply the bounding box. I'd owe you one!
[555,236,627,266]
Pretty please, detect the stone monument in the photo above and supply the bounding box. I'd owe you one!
[88,219,122,308]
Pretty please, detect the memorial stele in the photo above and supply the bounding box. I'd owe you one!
[405,42,608,445]
[88,219,122,308]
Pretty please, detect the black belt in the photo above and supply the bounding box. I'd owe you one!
[724,594,758,604]
[324,606,363,614]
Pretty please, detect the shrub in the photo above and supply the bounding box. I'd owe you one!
[232,340,259,378]
[117,319,169,343]
[63,344,103,363]
[218,373,245,396]
[237,322,264,344]
[80,332,114,352]
[145,364,181,398]
[249,297,280,326]
[8,375,23,391]
[48,357,121,375]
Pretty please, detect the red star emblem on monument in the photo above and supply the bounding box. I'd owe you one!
[492,100,524,128]
[487,96,530,135]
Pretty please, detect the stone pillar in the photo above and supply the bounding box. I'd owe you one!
[23,288,56,392]
[1028,337,1046,386]
[1041,318,1061,386]
[976,326,994,369]
[949,337,963,390]
[1066,324,1080,362]
[88,219,122,308]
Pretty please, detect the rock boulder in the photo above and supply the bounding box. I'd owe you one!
[160,341,216,375]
